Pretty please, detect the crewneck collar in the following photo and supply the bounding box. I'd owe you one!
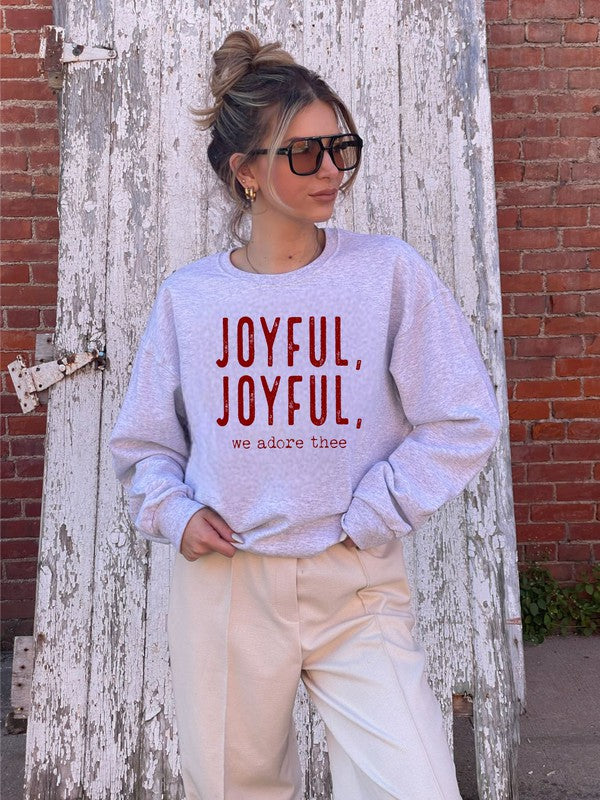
[217,226,340,284]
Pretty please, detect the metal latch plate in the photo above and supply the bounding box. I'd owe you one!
[39,25,116,90]
[8,347,106,413]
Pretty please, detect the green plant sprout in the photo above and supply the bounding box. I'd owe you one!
[519,561,600,644]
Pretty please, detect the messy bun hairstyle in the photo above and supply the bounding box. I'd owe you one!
[189,30,362,244]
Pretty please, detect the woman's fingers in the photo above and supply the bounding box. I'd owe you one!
[180,509,238,560]
[200,525,237,558]
[204,508,237,543]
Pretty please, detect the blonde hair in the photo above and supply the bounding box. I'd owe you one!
[189,30,361,244]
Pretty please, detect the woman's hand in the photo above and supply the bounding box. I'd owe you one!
[180,508,238,561]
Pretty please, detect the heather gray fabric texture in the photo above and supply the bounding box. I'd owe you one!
[109,225,502,556]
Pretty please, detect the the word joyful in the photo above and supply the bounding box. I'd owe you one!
[216,315,353,427]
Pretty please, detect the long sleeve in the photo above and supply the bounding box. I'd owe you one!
[109,341,205,553]
[340,285,502,550]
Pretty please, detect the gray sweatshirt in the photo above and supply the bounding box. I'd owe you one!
[109,225,502,556]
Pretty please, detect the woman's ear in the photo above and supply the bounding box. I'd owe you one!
[229,153,255,188]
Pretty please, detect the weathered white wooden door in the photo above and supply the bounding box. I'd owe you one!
[24,1,523,798]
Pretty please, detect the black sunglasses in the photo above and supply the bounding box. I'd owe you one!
[247,133,363,176]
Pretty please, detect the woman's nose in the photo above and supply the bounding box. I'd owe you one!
[318,148,339,176]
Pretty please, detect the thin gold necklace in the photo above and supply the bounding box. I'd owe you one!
[244,228,323,274]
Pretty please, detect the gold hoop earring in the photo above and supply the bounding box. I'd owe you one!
[244,185,257,203]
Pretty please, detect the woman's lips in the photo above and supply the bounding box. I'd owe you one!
[310,190,337,201]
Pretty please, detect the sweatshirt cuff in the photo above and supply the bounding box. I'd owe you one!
[341,496,411,550]
[154,494,206,553]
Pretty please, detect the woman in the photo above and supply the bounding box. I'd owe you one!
[109,29,501,800]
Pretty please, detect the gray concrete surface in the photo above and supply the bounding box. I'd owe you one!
[2,635,599,799]
[454,635,600,800]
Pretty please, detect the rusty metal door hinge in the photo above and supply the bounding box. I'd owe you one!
[39,25,116,91]
[8,341,106,414]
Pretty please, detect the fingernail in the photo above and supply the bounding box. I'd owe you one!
[231,533,244,543]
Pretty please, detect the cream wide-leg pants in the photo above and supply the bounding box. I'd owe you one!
[166,537,463,800]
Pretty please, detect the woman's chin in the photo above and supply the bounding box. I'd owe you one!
[311,208,336,224]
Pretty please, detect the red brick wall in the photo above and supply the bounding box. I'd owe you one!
[486,0,600,580]
[1,1,599,649]
[1,0,58,650]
